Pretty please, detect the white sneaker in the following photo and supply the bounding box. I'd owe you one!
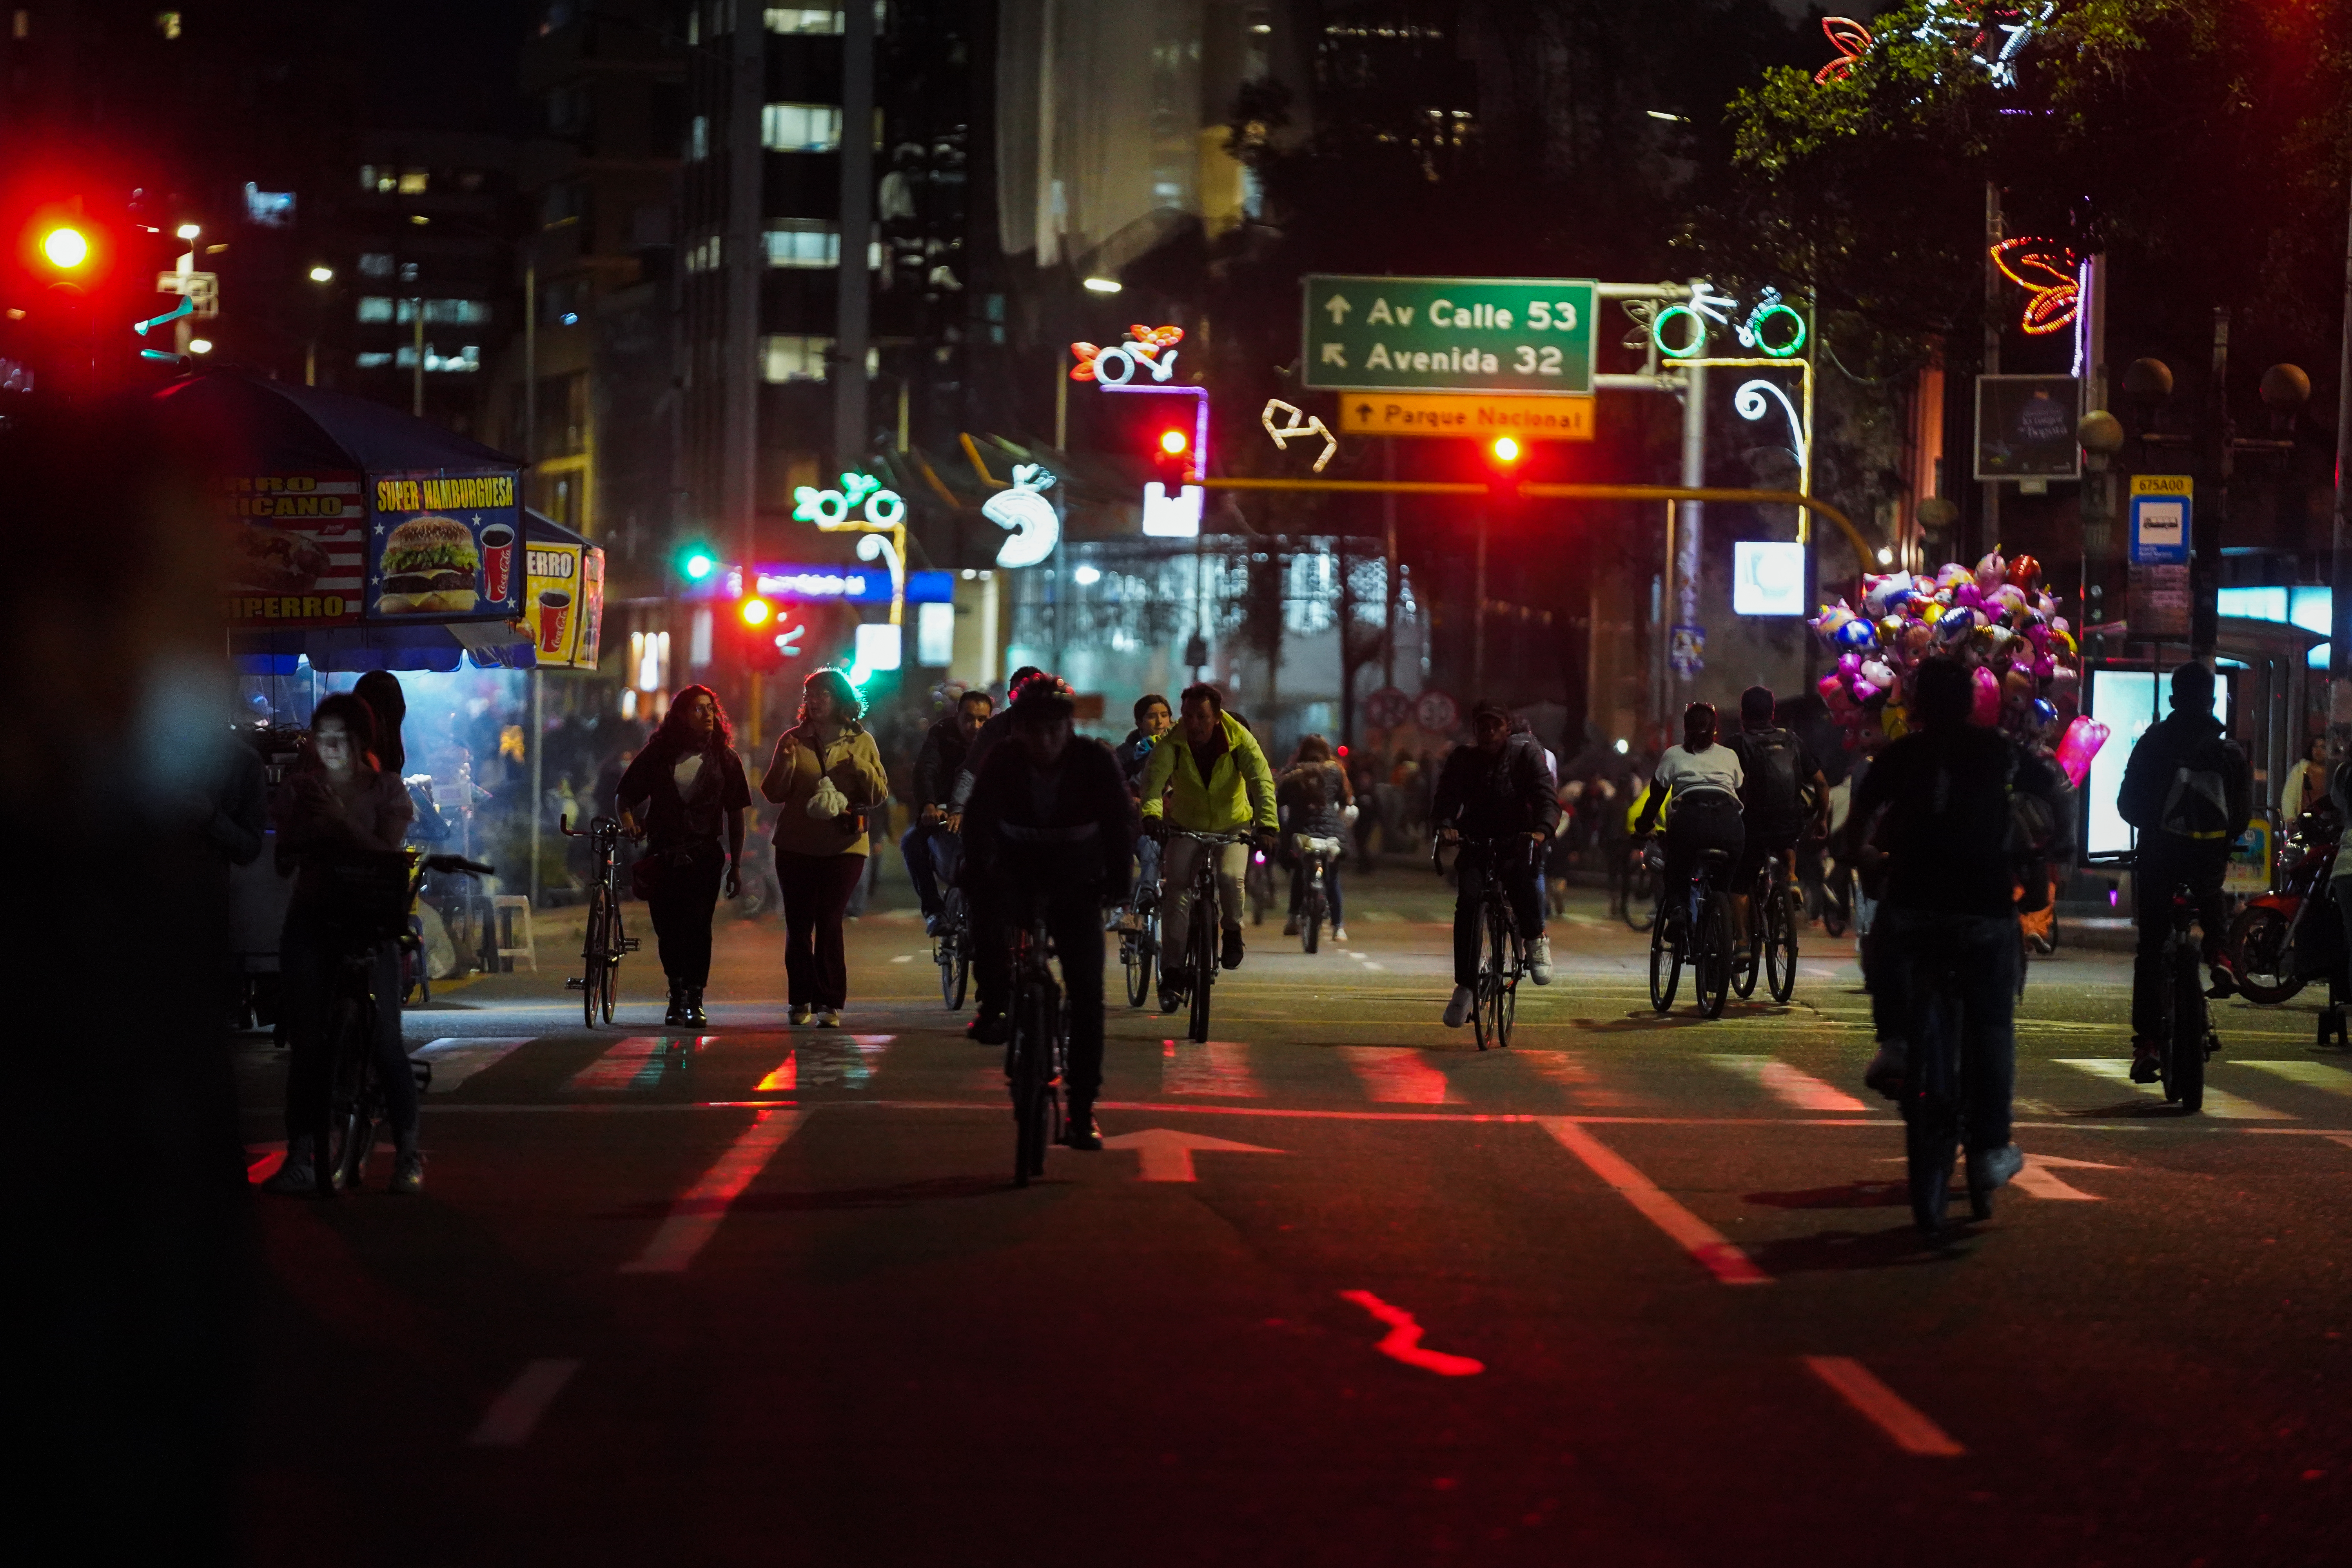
[788,1004,811,1026]
[1968,1143,2024,1191]
[814,1007,841,1028]
[1332,926,1348,942]
[1442,985,1474,1028]
[1527,936,1553,985]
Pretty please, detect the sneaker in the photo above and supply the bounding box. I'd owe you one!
[969,1011,1010,1045]
[1863,1038,1908,1100]
[1967,1143,2024,1191]
[789,1004,812,1027]
[814,1007,840,1029]
[1527,936,1553,985]
[2129,1038,2161,1083]
[1061,1107,1103,1151]
[923,912,946,938]
[260,1147,325,1196]
[1282,916,1300,936]
[1220,928,1245,969]
[388,1152,423,1195]
[1156,986,1185,1015]
[1332,925,1348,942]
[1442,984,1474,1028]
[2205,966,2236,1000]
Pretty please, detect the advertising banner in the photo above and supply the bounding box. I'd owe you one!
[523,539,606,670]
[1973,374,2082,481]
[223,472,368,626]
[367,470,524,624]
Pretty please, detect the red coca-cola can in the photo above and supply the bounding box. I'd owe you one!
[478,522,516,603]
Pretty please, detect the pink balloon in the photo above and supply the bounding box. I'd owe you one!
[1969,665,2002,726]
[2055,715,2111,788]
[2033,655,2056,681]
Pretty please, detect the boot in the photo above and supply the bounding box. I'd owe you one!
[664,980,686,1027]
[388,1127,423,1195]
[684,986,709,1027]
[1062,1098,1103,1150]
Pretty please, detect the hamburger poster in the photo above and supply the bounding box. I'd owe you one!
[224,472,368,625]
[367,470,524,622]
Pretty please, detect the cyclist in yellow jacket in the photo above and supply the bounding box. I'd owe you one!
[1138,682,1279,1012]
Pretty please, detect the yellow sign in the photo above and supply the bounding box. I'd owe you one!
[2130,474,2192,497]
[1335,392,1594,441]
[524,541,604,670]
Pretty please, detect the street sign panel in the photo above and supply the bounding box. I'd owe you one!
[1732,542,1807,616]
[2129,475,2191,564]
[1336,391,1594,441]
[1303,275,1597,395]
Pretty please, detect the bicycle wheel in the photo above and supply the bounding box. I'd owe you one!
[327,996,376,1193]
[1011,980,1050,1185]
[2163,940,2206,1113]
[1623,859,1659,932]
[1732,884,1763,1001]
[1302,880,1323,954]
[1188,889,1215,1044]
[581,887,611,1028]
[1764,879,1799,1004]
[2226,904,2301,1005]
[1122,927,1152,1008]
[1648,902,1682,1013]
[599,898,621,1023]
[1696,893,1734,1019]
[1904,1086,1961,1235]
[1474,896,1512,1050]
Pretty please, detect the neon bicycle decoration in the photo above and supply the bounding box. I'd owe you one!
[1070,323,1184,385]
[1651,283,1807,361]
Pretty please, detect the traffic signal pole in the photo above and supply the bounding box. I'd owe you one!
[2328,162,2352,739]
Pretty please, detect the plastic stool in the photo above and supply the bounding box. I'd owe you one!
[488,895,537,973]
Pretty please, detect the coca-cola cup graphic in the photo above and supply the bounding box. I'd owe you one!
[478,523,516,603]
[537,588,573,658]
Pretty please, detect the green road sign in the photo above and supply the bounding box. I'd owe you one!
[1301,275,1598,396]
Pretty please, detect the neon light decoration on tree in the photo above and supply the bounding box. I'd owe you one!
[1907,2,2054,89]
[1990,238,2082,334]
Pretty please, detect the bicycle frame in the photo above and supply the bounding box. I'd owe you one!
[1007,902,1066,1185]
[1166,829,1248,1043]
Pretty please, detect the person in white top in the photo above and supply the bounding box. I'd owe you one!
[1633,702,1746,922]
[2280,733,2329,823]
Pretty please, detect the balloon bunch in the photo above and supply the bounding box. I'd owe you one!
[1809,550,2105,779]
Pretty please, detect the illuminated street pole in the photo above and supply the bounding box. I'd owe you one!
[2330,164,2352,736]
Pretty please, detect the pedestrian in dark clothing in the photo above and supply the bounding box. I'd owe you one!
[1432,702,1563,1025]
[353,670,408,773]
[947,664,1044,813]
[617,684,751,1027]
[960,676,1135,1147]
[902,687,993,931]
[2117,661,2252,1076]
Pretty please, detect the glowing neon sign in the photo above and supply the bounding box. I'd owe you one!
[1813,16,1873,83]
[1991,238,2082,335]
[1650,283,1806,361]
[792,470,905,529]
[1909,2,2052,89]
[978,463,1061,570]
[1070,324,1184,385]
[1259,399,1338,472]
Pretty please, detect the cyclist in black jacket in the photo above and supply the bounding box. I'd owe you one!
[1432,701,1562,1027]
[2116,661,2252,1080]
[901,687,991,935]
[1726,685,1828,944]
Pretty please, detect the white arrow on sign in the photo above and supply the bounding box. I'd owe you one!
[1323,295,1352,324]
[1102,1128,1285,1182]
[1319,342,1348,368]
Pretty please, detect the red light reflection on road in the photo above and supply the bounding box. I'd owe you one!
[1339,1290,1485,1377]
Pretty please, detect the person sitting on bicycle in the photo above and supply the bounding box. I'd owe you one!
[1634,702,1745,938]
[2118,661,2252,1080]
[262,694,418,1196]
[960,677,1136,1149]
[1138,682,1280,1013]
[1725,685,1828,948]
[1279,734,1356,942]
[903,686,992,937]
[1433,701,1562,1027]
[1114,693,1173,918]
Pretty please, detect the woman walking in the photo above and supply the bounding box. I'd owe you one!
[1279,735,1355,942]
[616,685,750,1027]
[762,668,889,1026]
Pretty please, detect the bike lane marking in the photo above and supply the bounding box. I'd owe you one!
[2054,1058,2295,1120]
[1534,1116,1771,1285]
[466,1358,582,1447]
[1711,1054,1867,1113]
[619,1108,809,1274]
[1802,1356,1966,1456]
[1337,1046,1457,1104]
[412,1037,532,1094]
[2235,1060,2352,1096]
[1160,1039,1263,1097]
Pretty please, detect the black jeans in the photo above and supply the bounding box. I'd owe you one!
[279,917,413,1149]
[2131,836,2229,1038]
[646,838,726,987]
[981,883,1107,1103]
[1873,904,2020,1151]
[1662,796,1744,911]
[777,849,865,1008]
[1453,838,1544,986]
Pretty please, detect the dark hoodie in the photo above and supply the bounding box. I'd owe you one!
[2118,707,2251,845]
[911,713,972,808]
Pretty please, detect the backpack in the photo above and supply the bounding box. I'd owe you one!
[1742,729,1804,818]
[2158,739,2238,840]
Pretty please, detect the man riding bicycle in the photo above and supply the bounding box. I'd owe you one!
[1726,685,1828,946]
[960,677,1136,1149]
[1138,682,1279,1013]
[2118,661,2251,1082]
[903,686,992,936]
[1851,656,2071,1192]
[1635,702,1745,933]
[1434,701,1561,1027]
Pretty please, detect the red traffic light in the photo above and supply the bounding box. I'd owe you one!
[739,597,773,627]
[1489,435,1522,465]
[1158,428,1189,456]
[40,226,89,270]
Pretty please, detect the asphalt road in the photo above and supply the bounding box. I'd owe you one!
[232,867,2352,1566]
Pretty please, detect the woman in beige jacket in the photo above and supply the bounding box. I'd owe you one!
[761,667,889,1025]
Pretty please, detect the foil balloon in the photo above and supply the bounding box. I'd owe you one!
[1953,581,1985,610]
[1877,615,1905,644]
[1862,572,1915,617]
[1974,551,2007,593]
[2003,668,2034,701]
[1969,665,2002,726]
[2007,554,2042,589]
[2032,698,2059,728]
[2054,715,2111,788]
[1837,650,1863,677]
[1936,562,1971,592]
[1935,606,1978,645]
[1902,622,1934,655]
[2033,655,2055,681]
[1833,616,1878,650]
[1860,659,1896,690]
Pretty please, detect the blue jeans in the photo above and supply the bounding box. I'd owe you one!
[900,820,958,917]
[1873,904,2019,1150]
[1131,833,1160,906]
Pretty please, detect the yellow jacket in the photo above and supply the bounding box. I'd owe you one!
[1139,711,1279,833]
[761,721,889,857]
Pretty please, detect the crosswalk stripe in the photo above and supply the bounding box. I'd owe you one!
[412,1036,530,1094]
[1337,1047,1455,1105]
[2235,1060,2352,1095]
[1713,1054,1867,1112]
[620,1109,807,1273]
[2055,1058,2294,1120]
[567,1036,693,1091]
[466,1359,581,1447]
[1537,1118,1769,1285]
[1803,1357,1965,1456]
[1161,1040,1262,1097]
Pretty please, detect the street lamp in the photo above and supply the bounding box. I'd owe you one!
[309,265,334,283]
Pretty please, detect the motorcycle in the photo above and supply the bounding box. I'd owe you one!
[2227,810,2341,1004]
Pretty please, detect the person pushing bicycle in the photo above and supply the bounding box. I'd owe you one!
[960,677,1136,1149]
[1138,682,1279,1014]
[1434,701,1561,1028]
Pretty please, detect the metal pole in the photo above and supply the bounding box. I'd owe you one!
[2328,162,2352,733]
[833,0,876,469]
[1054,365,1067,451]
[2193,307,2230,661]
[1382,437,1398,689]
[523,263,537,485]
[528,670,543,908]
[1980,181,2002,563]
[1473,503,1488,698]
[1675,352,1706,690]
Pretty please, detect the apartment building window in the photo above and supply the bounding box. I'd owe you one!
[402,299,494,325]
[762,102,843,153]
[761,334,833,382]
[764,220,839,269]
[689,114,708,161]
[358,252,395,278]
[398,170,429,194]
[357,297,395,323]
[684,234,723,273]
[764,5,887,30]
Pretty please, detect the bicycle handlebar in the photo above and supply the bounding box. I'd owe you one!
[1165,828,1253,844]
[559,814,627,839]
[420,854,494,877]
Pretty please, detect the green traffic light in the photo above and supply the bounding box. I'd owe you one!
[680,547,716,581]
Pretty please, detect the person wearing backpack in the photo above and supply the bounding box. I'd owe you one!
[1727,686,1828,948]
[2117,661,2252,1082]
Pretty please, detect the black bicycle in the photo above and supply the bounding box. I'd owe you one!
[1005,896,1067,1187]
[935,871,971,1012]
[1438,835,1527,1050]
[1897,946,1996,1237]
[1733,849,1800,1005]
[2145,862,2217,1114]
[1294,833,1340,953]
[1649,841,1735,1019]
[1166,829,1249,1044]
[1620,841,1660,931]
[561,815,640,1027]
[1119,858,1159,1008]
[314,850,492,1195]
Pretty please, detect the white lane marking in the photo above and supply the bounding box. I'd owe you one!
[619,1110,808,1274]
[1535,1117,1770,1285]
[2056,1058,2294,1120]
[568,1036,696,1091]
[1803,1356,1966,1456]
[2327,1133,2352,1152]
[1101,1127,1284,1181]
[412,1037,531,1094]
[1338,1290,1484,1376]
[466,1359,581,1447]
[1161,1040,1263,1097]
[1359,962,1388,972]
[2236,1060,2352,1095]
[1713,1054,1867,1113]
[2010,1153,2121,1201]
[1523,1051,1638,1108]
[1338,1047,1455,1105]
[890,954,914,964]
